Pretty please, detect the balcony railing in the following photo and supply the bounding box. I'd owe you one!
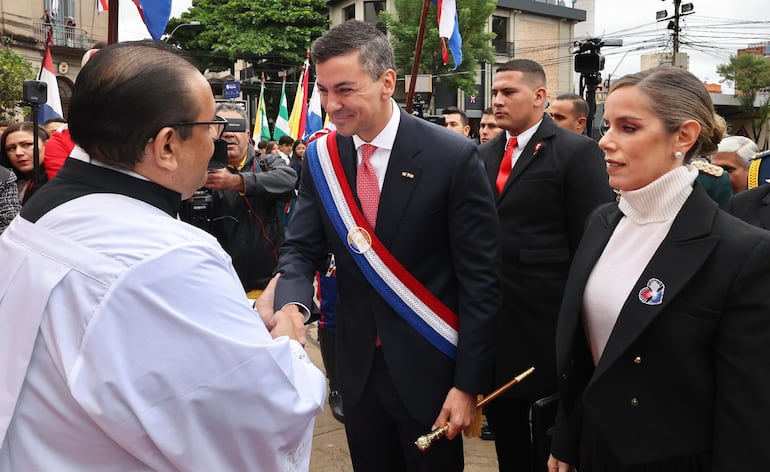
[34,22,90,49]
[492,40,515,58]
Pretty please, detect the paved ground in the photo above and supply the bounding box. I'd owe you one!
[304,323,500,471]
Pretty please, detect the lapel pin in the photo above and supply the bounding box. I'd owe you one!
[401,171,415,179]
[533,141,544,156]
[638,278,665,306]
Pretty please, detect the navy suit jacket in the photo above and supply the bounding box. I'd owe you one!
[727,184,770,230]
[478,113,613,399]
[274,109,501,425]
[552,185,770,468]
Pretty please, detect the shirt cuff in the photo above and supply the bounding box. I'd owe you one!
[282,302,312,324]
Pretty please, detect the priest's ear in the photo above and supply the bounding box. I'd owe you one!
[144,127,181,172]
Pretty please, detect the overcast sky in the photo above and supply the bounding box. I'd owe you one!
[593,0,768,87]
[120,0,768,88]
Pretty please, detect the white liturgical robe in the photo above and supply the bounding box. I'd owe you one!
[0,156,326,471]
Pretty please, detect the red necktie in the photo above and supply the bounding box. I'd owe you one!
[495,137,518,194]
[357,144,380,229]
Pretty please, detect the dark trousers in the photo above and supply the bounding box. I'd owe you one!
[486,397,533,472]
[344,348,464,472]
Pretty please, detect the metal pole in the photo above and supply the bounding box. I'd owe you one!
[108,0,118,44]
[672,0,681,66]
[406,0,431,114]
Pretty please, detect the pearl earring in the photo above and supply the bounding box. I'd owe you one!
[674,150,684,160]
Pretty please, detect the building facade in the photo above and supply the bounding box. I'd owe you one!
[1,0,107,117]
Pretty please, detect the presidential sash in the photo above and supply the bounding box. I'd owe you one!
[306,132,459,358]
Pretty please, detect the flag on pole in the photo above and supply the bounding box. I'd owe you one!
[304,79,324,141]
[288,59,310,140]
[431,0,462,69]
[131,0,172,41]
[252,79,272,142]
[37,45,63,123]
[273,76,291,140]
[97,0,108,14]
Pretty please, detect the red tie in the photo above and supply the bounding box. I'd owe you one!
[357,144,380,229]
[495,137,518,194]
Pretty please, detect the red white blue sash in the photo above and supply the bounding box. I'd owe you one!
[306,132,459,358]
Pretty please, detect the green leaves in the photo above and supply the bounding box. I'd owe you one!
[0,37,34,120]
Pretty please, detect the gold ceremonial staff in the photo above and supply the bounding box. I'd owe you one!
[415,366,536,451]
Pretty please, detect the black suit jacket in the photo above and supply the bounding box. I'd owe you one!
[551,185,770,468]
[478,114,613,398]
[274,110,501,426]
[727,184,770,230]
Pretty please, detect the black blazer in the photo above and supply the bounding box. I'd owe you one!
[551,184,770,468]
[727,184,770,230]
[274,110,501,426]
[478,113,613,398]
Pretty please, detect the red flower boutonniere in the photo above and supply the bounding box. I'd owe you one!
[533,141,544,156]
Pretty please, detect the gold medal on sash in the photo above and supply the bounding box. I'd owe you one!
[347,226,372,254]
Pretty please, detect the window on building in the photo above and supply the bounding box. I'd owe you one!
[492,15,511,56]
[344,4,356,21]
[364,1,387,34]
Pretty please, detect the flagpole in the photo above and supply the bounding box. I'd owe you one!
[406,0,431,114]
[108,0,119,44]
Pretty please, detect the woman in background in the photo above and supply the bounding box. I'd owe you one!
[548,66,770,472]
[1,122,49,205]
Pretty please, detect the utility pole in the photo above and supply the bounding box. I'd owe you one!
[672,0,681,65]
[656,1,695,68]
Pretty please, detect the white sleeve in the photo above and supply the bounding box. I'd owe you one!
[69,242,326,471]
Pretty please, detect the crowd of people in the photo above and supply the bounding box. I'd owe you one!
[2,18,770,472]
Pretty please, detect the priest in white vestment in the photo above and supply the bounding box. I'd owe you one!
[0,42,325,472]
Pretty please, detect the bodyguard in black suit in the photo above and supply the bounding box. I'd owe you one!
[478,59,613,472]
[266,21,501,471]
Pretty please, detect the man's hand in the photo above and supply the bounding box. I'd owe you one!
[431,387,476,440]
[254,274,279,328]
[547,454,574,472]
[270,309,305,342]
[204,168,244,192]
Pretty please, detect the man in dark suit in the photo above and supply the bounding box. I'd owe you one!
[478,59,613,472]
[265,20,501,471]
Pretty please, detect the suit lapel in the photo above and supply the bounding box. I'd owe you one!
[484,133,507,190]
[498,114,556,198]
[375,112,422,247]
[589,186,720,385]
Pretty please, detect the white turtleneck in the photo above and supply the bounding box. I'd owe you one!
[582,165,698,365]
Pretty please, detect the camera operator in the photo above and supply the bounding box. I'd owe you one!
[185,103,296,297]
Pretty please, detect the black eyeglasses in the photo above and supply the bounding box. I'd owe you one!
[147,116,229,142]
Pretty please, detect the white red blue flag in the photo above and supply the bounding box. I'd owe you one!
[37,46,63,123]
[132,0,172,41]
[304,80,324,141]
[431,0,462,69]
[97,0,108,14]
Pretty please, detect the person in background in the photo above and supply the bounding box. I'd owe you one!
[727,149,770,229]
[442,106,471,137]
[548,93,589,136]
[0,164,20,234]
[185,103,296,297]
[0,122,49,205]
[277,135,294,165]
[548,65,770,472]
[0,42,324,471]
[479,107,503,144]
[283,138,307,227]
[42,118,67,136]
[711,135,758,194]
[479,58,613,472]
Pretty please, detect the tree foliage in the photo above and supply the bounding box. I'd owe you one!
[0,38,34,120]
[717,53,770,143]
[166,0,329,72]
[380,0,496,96]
